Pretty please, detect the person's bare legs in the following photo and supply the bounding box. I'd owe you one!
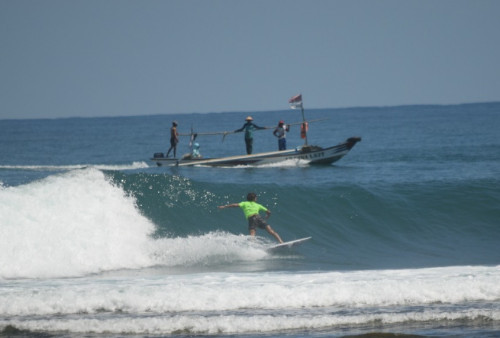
[265,225,283,243]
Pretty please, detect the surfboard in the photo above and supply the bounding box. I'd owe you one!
[267,237,312,251]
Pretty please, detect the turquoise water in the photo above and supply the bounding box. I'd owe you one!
[1,103,500,337]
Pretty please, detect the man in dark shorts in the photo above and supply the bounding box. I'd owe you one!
[218,192,283,243]
[166,121,179,158]
[233,116,266,155]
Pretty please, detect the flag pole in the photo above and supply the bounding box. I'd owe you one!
[289,93,308,145]
[301,103,308,146]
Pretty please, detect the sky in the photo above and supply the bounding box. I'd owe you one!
[1,0,500,119]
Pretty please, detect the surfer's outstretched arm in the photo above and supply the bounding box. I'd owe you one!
[218,203,239,209]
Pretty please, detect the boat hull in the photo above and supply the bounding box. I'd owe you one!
[152,137,361,167]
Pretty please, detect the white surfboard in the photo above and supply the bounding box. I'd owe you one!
[267,237,312,251]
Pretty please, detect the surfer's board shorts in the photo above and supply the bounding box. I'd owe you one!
[248,214,268,230]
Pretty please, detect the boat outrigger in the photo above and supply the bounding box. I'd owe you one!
[151,94,361,167]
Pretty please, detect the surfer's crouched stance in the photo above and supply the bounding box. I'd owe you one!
[218,192,283,243]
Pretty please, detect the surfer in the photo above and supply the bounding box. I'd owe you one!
[234,116,266,155]
[166,121,179,158]
[218,192,283,243]
[273,120,290,150]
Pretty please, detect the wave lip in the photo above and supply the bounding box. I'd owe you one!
[0,168,155,279]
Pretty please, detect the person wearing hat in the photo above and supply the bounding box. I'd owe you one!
[234,116,265,154]
[273,120,290,151]
[191,142,201,158]
[181,141,202,160]
[166,121,179,158]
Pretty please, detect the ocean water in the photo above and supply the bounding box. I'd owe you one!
[1,103,500,337]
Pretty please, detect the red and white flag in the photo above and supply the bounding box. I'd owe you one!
[288,94,303,109]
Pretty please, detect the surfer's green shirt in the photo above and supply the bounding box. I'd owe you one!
[238,201,268,219]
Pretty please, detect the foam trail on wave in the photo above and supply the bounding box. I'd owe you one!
[151,231,268,267]
[0,162,149,171]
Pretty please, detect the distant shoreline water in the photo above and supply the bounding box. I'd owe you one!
[2,100,499,121]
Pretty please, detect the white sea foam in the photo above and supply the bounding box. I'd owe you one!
[1,266,499,315]
[1,266,499,334]
[254,158,311,168]
[151,232,268,267]
[3,309,500,335]
[212,158,310,169]
[0,168,155,279]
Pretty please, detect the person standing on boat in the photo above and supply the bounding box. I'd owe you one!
[166,121,179,158]
[273,120,290,151]
[234,116,265,155]
[218,192,283,243]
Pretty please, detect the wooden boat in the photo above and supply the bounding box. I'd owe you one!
[152,94,361,167]
[151,137,361,167]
